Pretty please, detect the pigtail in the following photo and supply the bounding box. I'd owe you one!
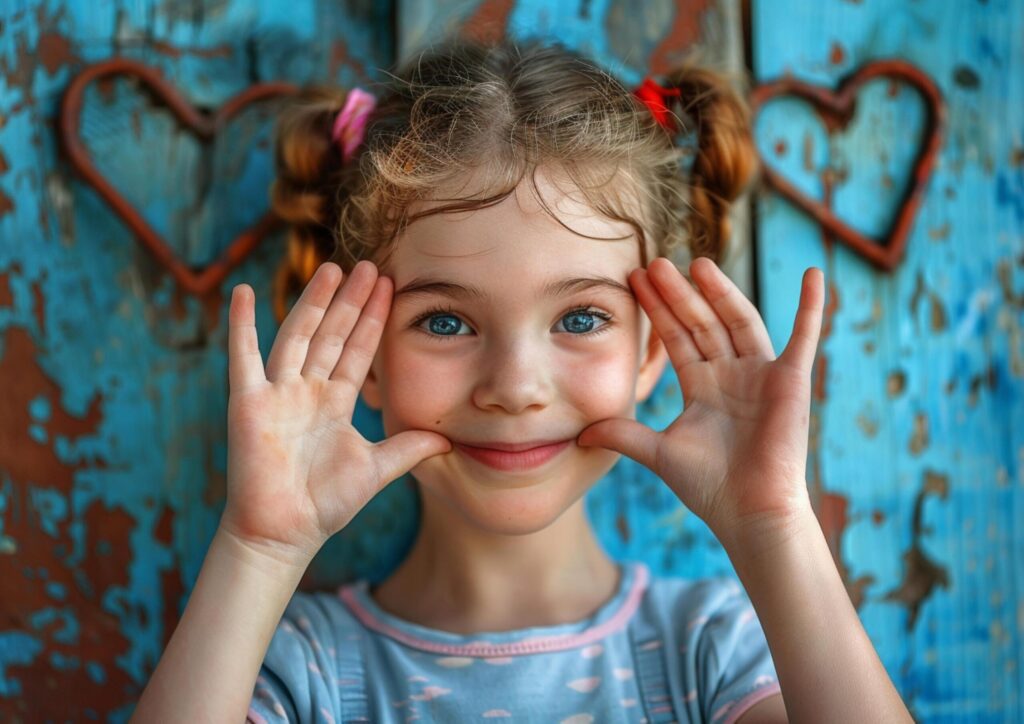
[661,62,761,263]
[268,85,362,325]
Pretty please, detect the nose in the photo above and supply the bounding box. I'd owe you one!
[471,334,555,414]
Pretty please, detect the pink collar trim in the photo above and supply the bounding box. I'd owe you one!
[337,561,650,657]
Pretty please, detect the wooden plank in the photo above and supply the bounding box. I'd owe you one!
[752,0,1023,720]
[0,0,390,718]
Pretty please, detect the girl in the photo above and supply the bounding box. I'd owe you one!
[131,37,912,723]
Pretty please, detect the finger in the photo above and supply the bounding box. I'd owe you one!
[228,284,267,393]
[577,417,660,473]
[688,256,775,359]
[629,266,704,376]
[301,260,378,379]
[371,430,453,488]
[330,272,392,392]
[779,267,825,374]
[265,262,343,382]
[647,257,737,360]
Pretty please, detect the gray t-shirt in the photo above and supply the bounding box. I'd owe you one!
[247,560,781,722]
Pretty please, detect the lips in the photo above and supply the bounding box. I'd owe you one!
[454,439,572,472]
[460,439,568,452]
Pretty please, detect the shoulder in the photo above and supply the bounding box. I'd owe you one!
[249,585,369,722]
[641,570,749,628]
[639,571,783,722]
[260,584,366,673]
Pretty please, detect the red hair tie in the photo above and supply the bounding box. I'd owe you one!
[633,76,682,132]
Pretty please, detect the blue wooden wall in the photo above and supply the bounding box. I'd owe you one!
[0,0,1019,721]
[753,2,1023,721]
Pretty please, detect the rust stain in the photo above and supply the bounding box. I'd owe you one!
[0,189,13,219]
[802,131,815,172]
[812,353,828,402]
[887,369,906,397]
[0,271,12,306]
[150,40,232,60]
[153,505,185,653]
[996,279,1024,377]
[997,257,1024,309]
[882,470,951,631]
[329,41,370,87]
[851,298,881,332]
[930,295,947,332]
[927,222,951,240]
[909,269,948,333]
[855,405,878,438]
[31,275,46,334]
[0,316,141,716]
[967,365,997,406]
[460,0,516,45]
[616,512,631,543]
[817,491,873,609]
[646,0,715,75]
[0,4,81,114]
[37,29,78,75]
[908,412,929,455]
[829,41,846,66]
[774,138,787,156]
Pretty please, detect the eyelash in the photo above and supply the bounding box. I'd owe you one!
[409,302,615,342]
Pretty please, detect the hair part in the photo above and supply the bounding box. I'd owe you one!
[269,36,760,323]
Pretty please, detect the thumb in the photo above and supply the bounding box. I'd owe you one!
[577,418,659,472]
[372,430,452,485]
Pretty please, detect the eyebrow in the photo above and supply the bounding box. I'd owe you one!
[393,275,635,304]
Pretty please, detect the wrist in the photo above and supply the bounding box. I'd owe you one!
[214,522,318,576]
[717,491,818,569]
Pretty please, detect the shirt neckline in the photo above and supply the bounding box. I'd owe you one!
[336,559,649,657]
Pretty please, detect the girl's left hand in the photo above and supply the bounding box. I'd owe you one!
[576,256,825,549]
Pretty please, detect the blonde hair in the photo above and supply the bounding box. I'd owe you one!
[268,36,759,323]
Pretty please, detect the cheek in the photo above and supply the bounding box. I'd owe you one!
[557,345,639,416]
[377,338,464,429]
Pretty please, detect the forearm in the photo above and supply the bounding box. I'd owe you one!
[130,525,311,724]
[724,498,913,724]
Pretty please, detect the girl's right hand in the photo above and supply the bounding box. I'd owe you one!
[219,260,452,565]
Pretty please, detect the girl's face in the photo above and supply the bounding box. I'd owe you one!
[360,166,668,535]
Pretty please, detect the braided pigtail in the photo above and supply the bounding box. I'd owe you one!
[657,62,761,263]
[268,86,374,324]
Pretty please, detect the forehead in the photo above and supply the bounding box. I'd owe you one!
[388,165,644,287]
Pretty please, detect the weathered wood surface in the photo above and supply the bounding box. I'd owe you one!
[752,1,1023,721]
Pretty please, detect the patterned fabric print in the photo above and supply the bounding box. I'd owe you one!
[247,561,782,723]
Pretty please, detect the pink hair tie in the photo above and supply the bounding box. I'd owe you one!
[331,87,377,163]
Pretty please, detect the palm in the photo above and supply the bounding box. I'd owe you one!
[226,377,375,556]
[579,257,824,543]
[657,351,813,528]
[220,261,451,562]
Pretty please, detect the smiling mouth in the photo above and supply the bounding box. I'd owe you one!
[454,440,572,472]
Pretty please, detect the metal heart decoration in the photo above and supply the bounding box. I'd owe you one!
[749,59,945,271]
[59,57,300,297]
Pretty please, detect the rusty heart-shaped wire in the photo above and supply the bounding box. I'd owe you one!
[59,58,300,297]
[749,59,945,272]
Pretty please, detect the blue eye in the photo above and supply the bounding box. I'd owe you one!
[410,303,614,342]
